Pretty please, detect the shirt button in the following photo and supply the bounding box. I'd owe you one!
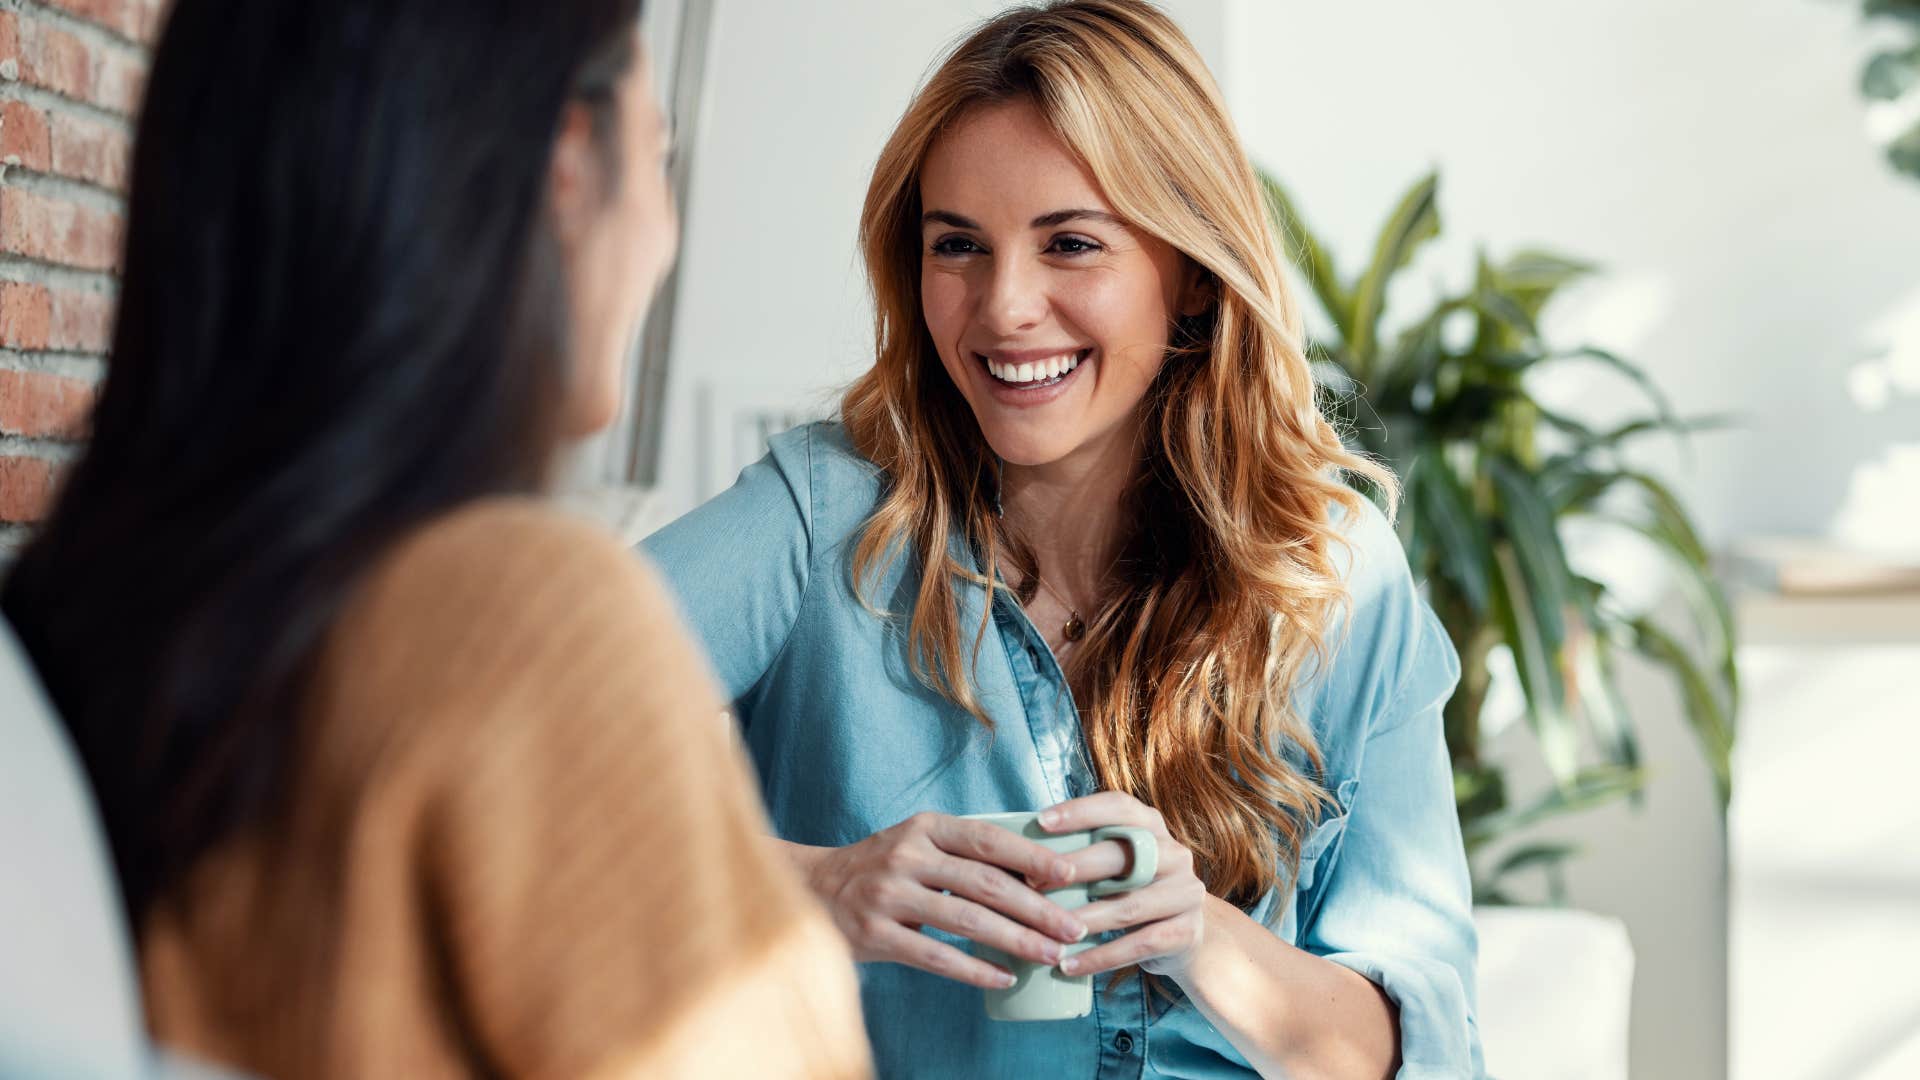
[1114,1030,1134,1054]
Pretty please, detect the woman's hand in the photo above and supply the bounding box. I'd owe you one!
[803,813,1092,989]
[1038,792,1211,980]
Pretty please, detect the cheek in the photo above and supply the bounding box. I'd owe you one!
[920,271,971,357]
[624,173,677,294]
[1062,273,1173,373]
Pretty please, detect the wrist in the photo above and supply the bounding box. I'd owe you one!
[1165,895,1242,990]
[775,838,840,899]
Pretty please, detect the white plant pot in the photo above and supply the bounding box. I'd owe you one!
[1475,905,1635,1080]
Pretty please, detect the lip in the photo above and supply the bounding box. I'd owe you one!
[969,346,1090,406]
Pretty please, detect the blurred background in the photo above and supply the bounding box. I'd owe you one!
[2,0,1916,1077]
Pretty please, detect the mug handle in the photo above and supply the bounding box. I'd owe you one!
[1086,826,1158,897]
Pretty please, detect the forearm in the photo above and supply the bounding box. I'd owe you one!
[1172,895,1400,1080]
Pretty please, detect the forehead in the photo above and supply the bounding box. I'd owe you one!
[919,100,1112,221]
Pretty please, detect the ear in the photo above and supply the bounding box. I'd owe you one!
[547,102,601,246]
[1178,261,1216,318]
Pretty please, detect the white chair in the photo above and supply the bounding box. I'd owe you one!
[1476,905,1636,1080]
[0,615,243,1079]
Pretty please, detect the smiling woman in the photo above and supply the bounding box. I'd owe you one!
[644,1,1482,1078]
[916,109,1211,467]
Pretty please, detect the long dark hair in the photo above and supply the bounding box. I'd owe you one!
[1,0,646,922]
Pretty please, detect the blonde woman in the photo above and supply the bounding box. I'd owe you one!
[645,2,1479,1076]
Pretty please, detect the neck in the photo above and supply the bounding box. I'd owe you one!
[998,419,1140,606]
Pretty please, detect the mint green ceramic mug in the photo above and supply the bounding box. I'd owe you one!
[962,811,1158,1021]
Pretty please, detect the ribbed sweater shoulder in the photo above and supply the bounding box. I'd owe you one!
[141,498,872,1079]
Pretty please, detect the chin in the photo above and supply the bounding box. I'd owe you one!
[972,419,1080,468]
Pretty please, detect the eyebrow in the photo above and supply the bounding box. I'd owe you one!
[921,208,1127,230]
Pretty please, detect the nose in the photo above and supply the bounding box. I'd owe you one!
[980,256,1047,337]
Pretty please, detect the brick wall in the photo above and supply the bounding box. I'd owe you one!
[0,0,162,549]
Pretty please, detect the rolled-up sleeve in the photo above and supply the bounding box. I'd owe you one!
[1301,500,1483,1078]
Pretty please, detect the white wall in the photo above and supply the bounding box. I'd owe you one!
[1226,0,1920,549]
[650,0,1225,523]
[1226,3,1920,1078]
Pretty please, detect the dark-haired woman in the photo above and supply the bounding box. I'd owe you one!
[0,2,869,1077]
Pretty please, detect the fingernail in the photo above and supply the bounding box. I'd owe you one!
[1059,956,1082,975]
[1041,943,1063,964]
[1000,971,1018,988]
[1066,922,1088,943]
[1049,859,1073,882]
[1037,809,1060,829]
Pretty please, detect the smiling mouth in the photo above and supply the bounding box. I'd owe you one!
[976,348,1090,389]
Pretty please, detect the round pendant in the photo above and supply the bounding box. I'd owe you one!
[1062,614,1086,642]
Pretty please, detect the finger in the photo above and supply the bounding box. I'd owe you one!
[1055,839,1129,889]
[908,890,1071,966]
[1037,792,1161,834]
[920,854,1087,944]
[930,817,1074,883]
[1058,917,1192,977]
[1072,875,1203,936]
[866,920,1018,990]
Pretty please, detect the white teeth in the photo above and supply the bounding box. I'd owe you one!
[984,350,1087,384]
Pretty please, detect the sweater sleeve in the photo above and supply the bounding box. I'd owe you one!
[345,501,871,1080]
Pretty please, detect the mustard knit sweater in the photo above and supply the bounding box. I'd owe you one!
[139,500,872,1079]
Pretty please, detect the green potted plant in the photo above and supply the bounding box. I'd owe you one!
[1858,0,1920,181]
[1258,170,1740,903]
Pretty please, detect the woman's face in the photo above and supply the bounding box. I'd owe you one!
[555,33,677,437]
[918,99,1205,468]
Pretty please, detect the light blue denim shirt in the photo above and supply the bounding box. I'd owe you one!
[643,423,1483,1079]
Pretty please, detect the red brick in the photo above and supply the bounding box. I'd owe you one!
[48,287,112,352]
[0,188,123,271]
[0,369,94,439]
[0,18,18,89]
[49,110,128,188]
[0,283,53,349]
[40,0,134,40]
[0,11,146,115]
[94,48,144,115]
[121,0,166,44]
[20,17,93,103]
[0,100,52,171]
[0,454,60,522]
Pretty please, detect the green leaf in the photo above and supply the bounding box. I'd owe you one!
[1625,616,1734,805]
[1471,253,1541,352]
[1491,841,1582,880]
[1864,0,1920,27]
[1489,542,1578,785]
[1573,621,1641,778]
[1410,450,1493,615]
[1539,410,1739,461]
[1349,172,1442,379]
[1544,346,1682,442]
[1889,121,1920,181]
[1259,172,1354,339]
[1862,45,1920,100]
[1462,764,1646,848]
[1489,456,1572,648]
[1455,762,1509,828]
[1492,249,1600,323]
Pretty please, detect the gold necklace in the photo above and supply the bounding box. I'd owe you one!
[1030,575,1087,643]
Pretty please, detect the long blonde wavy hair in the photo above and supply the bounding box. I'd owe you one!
[842,0,1398,906]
